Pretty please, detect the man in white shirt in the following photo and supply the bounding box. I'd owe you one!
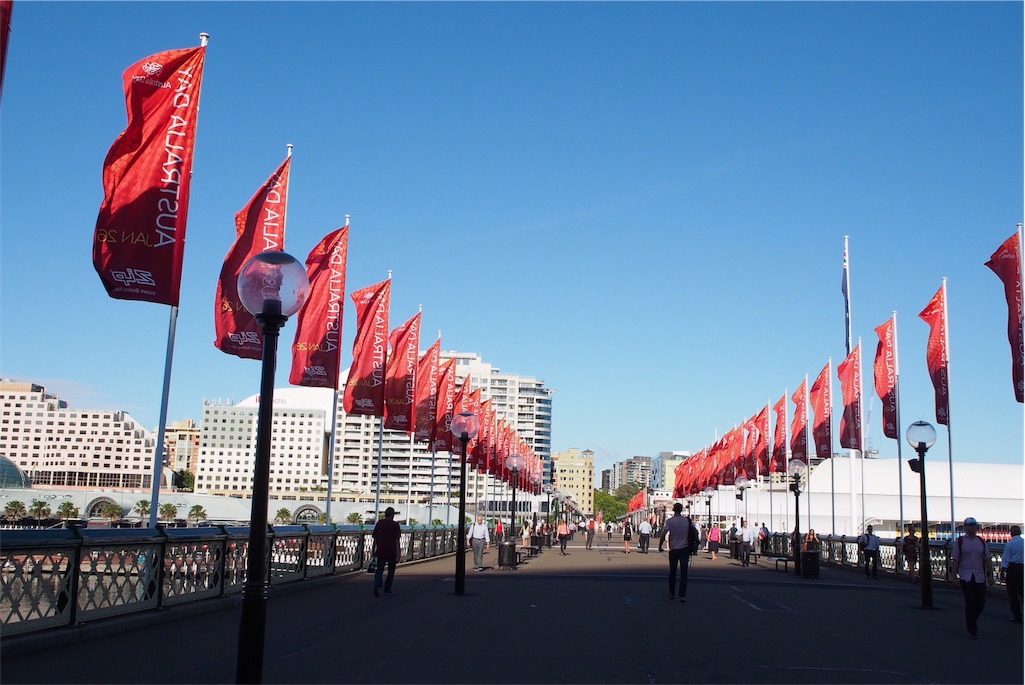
[859,525,881,579]
[637,518,653,554]
[740,520,757,567]
[952,517,994,638]
[467,514,490,572]
[1000,524,1023,624]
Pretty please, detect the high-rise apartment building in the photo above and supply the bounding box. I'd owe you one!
[550,448,594,515]
[164,419,201,474]
[610,456,652,492]
[651,451,689,492]
[0,381,160,489]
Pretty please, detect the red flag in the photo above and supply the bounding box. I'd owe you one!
[343,279,391,416]
[809,362,833,457]
[413,339,441,443]
[289,225,349,387]
[790,380,808,464]
[93,44,207,305]
[985,232,1024,403]
[771,394,787,472]
[433,358,456,453]
[213,156,291,359]
[752,404,769,474]
[837,343,864,449]
[918,282,950,425]
[383,312,421,432]
[872,317,899,439]
[0,0,12,102]
[628,488,647,513]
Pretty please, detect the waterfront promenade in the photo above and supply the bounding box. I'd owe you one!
[2,536,1022,684]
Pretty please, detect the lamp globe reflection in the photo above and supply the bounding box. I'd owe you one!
[787,460,807,576]
[905,421,937,452]
[237,251,310,319]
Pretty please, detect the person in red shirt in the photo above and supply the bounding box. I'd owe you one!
[372,507,402,597]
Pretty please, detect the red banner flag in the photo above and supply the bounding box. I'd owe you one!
[343,279,391,417]
[628,488,647,513]
[918,282,950,425]
[752,404,770,474]
[1,0,12,102]
[985,231,1024,403]
[837,343,864,449]
[93,43,206,305]
[413,339,441,443]
[383,312,421,432]
[790,380,808,464]
[809,361,833,457]
[213,156,291,359]
[289,225,349,387]
[873,316,899,439]
[771,394,787,472]
[433,358,456,453]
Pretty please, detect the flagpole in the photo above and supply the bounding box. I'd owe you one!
[844,236,857,536]
[803,374,811,533]
[858,339,867,534]
[827,357,835,537]
[942,278,955,540]
[373,418,384,522]
[323,214,350,525]
[147,306,178,528]
[783,388,789,537]
[893,312,905,537]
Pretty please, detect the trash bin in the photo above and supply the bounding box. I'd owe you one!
[801,550,819,578]
[730,540,739,559]
[531,535,542,553]
[498,541,517,568]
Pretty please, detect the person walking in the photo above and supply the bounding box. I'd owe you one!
[467,513,490,572]
[586,519,596,549]
[859,525,881,579]
[606,521,614,541]
[557,519,570,555]
[759,522,770,555]
[623,520,633,554]
[638,518,653,554]
[658,502,695,602]
[707,524,721,561]
[1000,525,1023,624]
[902,526,919,583]
[951,517,995,639]
[495,520,504,542]
[372,506,401,597]
[739,520,755,567]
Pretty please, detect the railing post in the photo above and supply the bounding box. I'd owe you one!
[155,525,168,608]
[67,523,84,628]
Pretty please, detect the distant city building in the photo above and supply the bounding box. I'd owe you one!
[0,381,162,489]
[651,451,689,492]
[164,419,201,474]
[600,469,611,492]
[610,456,652,491]
[550,448,594,515]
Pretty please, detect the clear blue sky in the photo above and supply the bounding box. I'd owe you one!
[1,2,1022,476]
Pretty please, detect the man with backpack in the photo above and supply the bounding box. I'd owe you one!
[859,525,881,579]
[952,517,994,639]
[659,502,697,602]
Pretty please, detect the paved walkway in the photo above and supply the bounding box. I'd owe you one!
[2,536,1022,684]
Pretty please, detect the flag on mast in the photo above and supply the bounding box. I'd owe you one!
[383,312,421,432]
[0,0,13,103]
[873,315,900,438]
[213,154,291,359]
[838,343,864,449]
[413,339,441,443]
[93,42,207,305]
[918,281,950,425]
[810,361,833,457]
[771,394,787,472]
[289,224,349,388]
[343,279,391,417]
[842,236,853,354]
[433,358,457,453]
[790,379,809,464]
[985,230,1024,403]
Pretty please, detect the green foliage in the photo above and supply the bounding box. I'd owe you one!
[4,500,26,520]
[102,502,123,522]
[159,503,179,521]
[29,499,52,522]
[134,499,151,518]
[613,483,643,501]
[188,505,207,523]
[346,512,362,525]
[176,469,195,490]
[274,508,293,525]
[57,501,79,520]
[594,489,626,521]
[432,519,442,526]
[408,518,418,527]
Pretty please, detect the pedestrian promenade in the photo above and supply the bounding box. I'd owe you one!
[2,535,1022,684]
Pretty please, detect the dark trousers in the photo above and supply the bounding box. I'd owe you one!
[668,549,690,598]
[1006,563,1023,622]
[559,534,568,554]
[639,533,650,552]
[740,541,751,566]
[864,550,880,577]
[374,557,396,593]
[960,578,987,636]
[586,531,594,549]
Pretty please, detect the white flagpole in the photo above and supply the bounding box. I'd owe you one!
[858,339,867,534]
[827,357,835,536]
[844,236,857,537]
[892,312,905,537]
[783,388,789,536]
[942,278,955,539]
[323,213,350,525]
[147,306,177,528]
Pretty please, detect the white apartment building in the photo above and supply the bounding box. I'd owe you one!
[0,381,160,489]
[551,447,595,515]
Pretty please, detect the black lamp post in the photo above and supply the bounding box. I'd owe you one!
[543,484,553,528]
[703,487,714,533]
[234,252,309,684]
[788,459,807,577]
[507,454,524,544]
[451,411,479,596]
[906,420,937,609]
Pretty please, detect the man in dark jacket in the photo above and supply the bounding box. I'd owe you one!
[372,507,402,596]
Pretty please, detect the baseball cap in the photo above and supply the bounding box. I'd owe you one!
[963,517,978,526]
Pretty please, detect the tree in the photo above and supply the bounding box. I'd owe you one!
[274,508,293,525]
[187,505,207,525]
[133,499,151,519]
[4,500,26,521]
[175,469,194,491]
[101,502,122,523]
[346,512,362,525]
[29,499,51,526]
[57,502,79,520]
[613,483,643,502]
[594,489,626,522]
[159,503,179,522]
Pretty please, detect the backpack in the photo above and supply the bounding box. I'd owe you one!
[687,517,699,554]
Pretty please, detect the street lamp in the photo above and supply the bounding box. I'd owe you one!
[451,411,480,596]
[788,459,807,577]
[702,486,715,533]
[907,420,937,609]
[234,251,309,685]
[543,484,553,528]
[507,453,524,544]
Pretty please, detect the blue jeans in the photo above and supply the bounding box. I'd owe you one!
[668,549,690,598]
[374,557,396,593]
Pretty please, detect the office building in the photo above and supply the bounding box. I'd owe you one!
[550,447,594,515]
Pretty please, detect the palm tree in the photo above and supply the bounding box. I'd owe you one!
[159,503,179,523]
[28,499,51,527]
[101,502,122,524]
[57,502,79,521]
[274,508,293,525]
[133,499,151,520]
[4,500,26,521]
[188,505,207,525]
[346,512,362,525]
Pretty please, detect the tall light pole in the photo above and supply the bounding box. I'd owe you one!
[788,460,807,577]
[234,252,309,685]
[451,411,479,596]
[507,454,524,543]
[703,486,715,533]
[543,484,553,528]
[907,420,937,609]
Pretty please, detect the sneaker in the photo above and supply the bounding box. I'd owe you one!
[384,592,392,596]
[374,586,380,597]
[667,593,674,600]
[969,633,977,639]
[680,597,687,603]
